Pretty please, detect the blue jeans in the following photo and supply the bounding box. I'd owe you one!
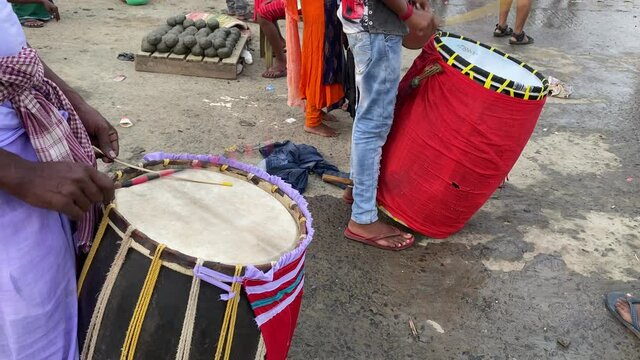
[346,32,403,224]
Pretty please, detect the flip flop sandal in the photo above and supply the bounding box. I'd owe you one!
[493,24,512,37]
[344,227,414,251]
[604,292,640,339]
[510,31,534,45]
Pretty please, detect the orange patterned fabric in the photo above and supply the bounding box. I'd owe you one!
[287,0,344,127]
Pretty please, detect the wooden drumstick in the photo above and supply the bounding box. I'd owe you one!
[322,174,353,186]
[93,146,233,187]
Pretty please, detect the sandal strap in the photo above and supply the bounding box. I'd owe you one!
[626,296,640,331]
[513,31,526,41]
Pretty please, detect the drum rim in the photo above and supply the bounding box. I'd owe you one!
[435,31,549,100]
[109,158,310,275]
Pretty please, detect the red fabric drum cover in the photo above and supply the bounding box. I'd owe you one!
[377,34,547,238]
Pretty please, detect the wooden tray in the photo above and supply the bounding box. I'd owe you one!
[135,32,249,80]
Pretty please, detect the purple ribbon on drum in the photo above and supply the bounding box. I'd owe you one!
[193,265,243,301]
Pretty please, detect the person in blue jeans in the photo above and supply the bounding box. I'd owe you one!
[338,0,434,250]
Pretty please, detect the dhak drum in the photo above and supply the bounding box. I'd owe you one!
[78,153,312,360]
[378,32,548,238]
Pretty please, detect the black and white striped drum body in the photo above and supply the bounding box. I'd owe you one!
[78,154,313,360]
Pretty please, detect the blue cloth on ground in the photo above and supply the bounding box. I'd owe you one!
[259,141,349,193]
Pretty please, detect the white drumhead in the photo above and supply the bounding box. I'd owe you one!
[115,169,299,265]
[442,37,543,88]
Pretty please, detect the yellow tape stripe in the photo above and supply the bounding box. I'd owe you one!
[77,204,115,297]
[446,53,458,65]
[497,79,510,93]
[484,73,494,89]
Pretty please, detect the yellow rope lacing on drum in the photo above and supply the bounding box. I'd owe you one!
[163,159,170,167]
[77,204,115,297]
[524,86,531,100]
[120,244,166,360]
[460,63,473,75]
[214,265,243,360]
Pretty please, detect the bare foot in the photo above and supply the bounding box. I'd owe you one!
[615,295,640,325]
[347,219,414,249]
[322,111,338,122]
[262,63,286,78]
[304,123,338,137]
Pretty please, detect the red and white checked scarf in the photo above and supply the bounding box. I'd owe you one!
[0,47,96,249]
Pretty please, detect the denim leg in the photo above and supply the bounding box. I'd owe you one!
[346,32,402,224]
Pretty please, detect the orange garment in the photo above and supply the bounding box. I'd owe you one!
[298,0,344,128]
[285,0,303,108]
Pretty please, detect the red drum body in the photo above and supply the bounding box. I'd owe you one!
[378,32,548,238]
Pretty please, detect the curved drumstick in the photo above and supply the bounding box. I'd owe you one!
[93,146,233,187]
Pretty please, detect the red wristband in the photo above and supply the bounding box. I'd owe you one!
[400,2,414,21]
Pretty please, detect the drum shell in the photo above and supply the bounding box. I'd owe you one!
[378,40,545,238]
[78,210,263,360]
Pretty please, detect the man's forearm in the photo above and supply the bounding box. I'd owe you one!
[382,0,409,17]
[0,149,29,194]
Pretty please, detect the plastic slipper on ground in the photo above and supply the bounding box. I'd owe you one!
[604,291,640,339]
[344,227,414,251]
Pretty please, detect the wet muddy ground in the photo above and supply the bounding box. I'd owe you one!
[24,0,640,358]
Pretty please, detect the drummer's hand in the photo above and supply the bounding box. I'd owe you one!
[76,104,119,163]
[413,0,430,10]
[406,7,436,36]
[13,161,114,221]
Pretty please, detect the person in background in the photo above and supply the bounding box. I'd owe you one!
[290,0,344,137]
[339,0,434,250]
[0,0,118,358]
[257,0,287,78]
[226,0,249,21]
[493,0,534,45]
[9,0,59,28]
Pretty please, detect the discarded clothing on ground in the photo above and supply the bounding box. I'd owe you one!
[260,141,349,193]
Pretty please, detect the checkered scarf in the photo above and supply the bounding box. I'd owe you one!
[0,46,96,250]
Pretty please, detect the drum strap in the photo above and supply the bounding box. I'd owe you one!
[215,265,243,360]
[120,244,167,360]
